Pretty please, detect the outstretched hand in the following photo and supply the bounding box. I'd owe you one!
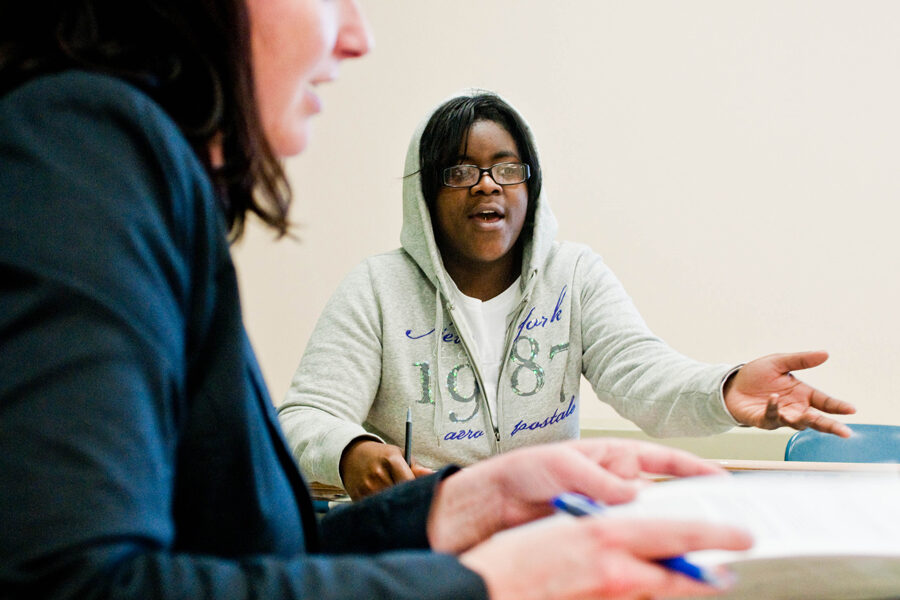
[723,350,855,437]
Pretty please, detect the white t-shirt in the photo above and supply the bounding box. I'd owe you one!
[448,278,522,428]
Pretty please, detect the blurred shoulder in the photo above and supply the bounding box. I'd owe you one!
[6,70,165,120]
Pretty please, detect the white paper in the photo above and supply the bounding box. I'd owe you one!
[602,471,900,599]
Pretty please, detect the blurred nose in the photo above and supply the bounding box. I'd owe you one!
[336,0,374,59]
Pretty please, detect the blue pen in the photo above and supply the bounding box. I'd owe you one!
[551,492,730,588]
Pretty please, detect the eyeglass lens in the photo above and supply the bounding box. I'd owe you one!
[443,163,529,187]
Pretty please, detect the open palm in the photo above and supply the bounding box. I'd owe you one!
[723,350,855,437]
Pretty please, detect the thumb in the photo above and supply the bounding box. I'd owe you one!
[769,350,829,373]
[412,465,435,478]
[410,458,435,478]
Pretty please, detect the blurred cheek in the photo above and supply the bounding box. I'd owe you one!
[249,2,328,157]
[257,54,319,151]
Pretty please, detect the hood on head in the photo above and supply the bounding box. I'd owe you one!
[400,88,558,297]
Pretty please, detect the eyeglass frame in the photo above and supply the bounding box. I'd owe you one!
[441,162,531,188]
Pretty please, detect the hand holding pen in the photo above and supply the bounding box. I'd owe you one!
[457,495,751,600]
[552,492,735,588]
[337,408,433,500]
[430,439,751,599]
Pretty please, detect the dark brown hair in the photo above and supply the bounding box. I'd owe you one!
[0,0,289,239]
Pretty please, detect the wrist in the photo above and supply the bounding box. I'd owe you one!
[427,465,504,553]
[720,364,747,427]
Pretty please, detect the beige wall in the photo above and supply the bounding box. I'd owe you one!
[232,1,900,459]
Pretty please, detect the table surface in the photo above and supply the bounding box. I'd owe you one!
[711,458,900,472]
[309,459,900,501]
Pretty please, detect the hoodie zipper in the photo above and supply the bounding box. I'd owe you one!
[495,289,535,434]
[448,272,537,453]
[446,304,502,452]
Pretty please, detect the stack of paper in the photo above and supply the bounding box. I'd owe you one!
[603,471,900,600]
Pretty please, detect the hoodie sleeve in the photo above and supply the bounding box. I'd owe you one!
[279,260,387,487]
[575,249,741,437]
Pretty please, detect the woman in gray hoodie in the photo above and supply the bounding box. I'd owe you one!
[279,90,854,499]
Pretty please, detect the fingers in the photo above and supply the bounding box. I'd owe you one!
[588,518,753,596]
[782,407,854,438]
[551,448,643,506]
[806,385,856,416]
[736,349,855,436]
[802,387,855,437]
[605,558,727,598]
[345,468,392,500]
[340,441,415,499]
[805,414,853,438]
[461,516,752,600]
[555,441,725,508]
[586,517,753,560]
[575,439,724,480]
[769,383,855,437]
[631,443,725,479]
[384,451,416,484]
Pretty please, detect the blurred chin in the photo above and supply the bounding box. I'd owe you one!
[266,118,312,158]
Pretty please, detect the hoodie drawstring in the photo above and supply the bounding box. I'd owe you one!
[432,286,445,445]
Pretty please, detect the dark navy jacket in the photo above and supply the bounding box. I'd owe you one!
[0,71,487,600]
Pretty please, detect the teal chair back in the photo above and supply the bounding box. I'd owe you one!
[784,424,900,463]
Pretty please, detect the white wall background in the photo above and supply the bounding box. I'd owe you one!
[233,1,900,441]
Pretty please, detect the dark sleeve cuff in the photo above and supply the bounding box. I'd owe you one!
[318,465,461,554]
[291,551,488,600]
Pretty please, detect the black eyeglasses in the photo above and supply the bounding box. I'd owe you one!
[441,162,531,188]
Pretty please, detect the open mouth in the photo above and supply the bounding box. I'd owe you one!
[472,210,503,222]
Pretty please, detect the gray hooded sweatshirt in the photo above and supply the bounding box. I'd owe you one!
[279,91,740,488]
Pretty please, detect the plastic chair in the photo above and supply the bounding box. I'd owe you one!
[784,424,900,463]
